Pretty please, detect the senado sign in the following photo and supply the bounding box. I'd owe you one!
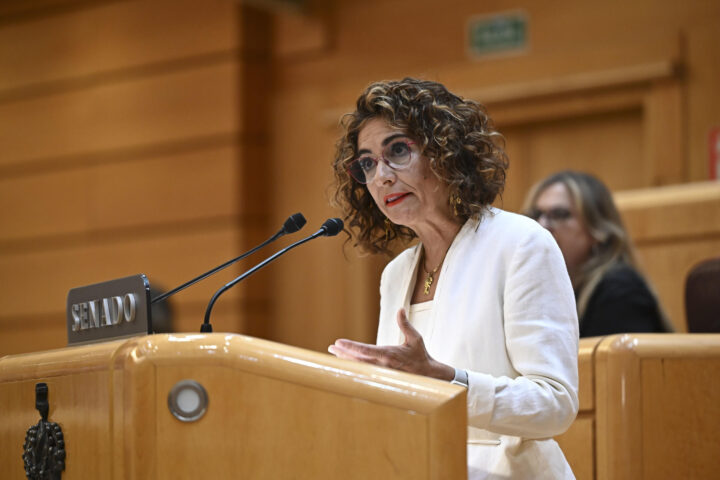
[70,293,137,331]
[66,274,152,345]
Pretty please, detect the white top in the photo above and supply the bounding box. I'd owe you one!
[377,208,579,480]
[407,301,434,341]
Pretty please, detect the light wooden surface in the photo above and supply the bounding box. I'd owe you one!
[0,333,467,479]
[556,415,595,480]
[0,0,239,93]
[0,0,719,360]
[6,331,720,479]
[555,337,601,480]
[615,182,720,331]
[557,334,720,480]
[0,0,265,355]
[0,225,244,317]
[595,334,720,480]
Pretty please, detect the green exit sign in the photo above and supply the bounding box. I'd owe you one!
[468,11,528,57]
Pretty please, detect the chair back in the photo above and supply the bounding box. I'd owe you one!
[685,257,720,332]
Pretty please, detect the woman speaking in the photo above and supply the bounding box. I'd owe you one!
[328,78,579,479]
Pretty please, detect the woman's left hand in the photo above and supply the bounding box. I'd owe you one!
[328,308,454,381]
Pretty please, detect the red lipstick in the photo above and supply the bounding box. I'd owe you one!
[384,192,410,206]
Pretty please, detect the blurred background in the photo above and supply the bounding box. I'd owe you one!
[0,0,718,356]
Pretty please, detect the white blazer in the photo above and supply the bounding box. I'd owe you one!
[377,208,579,479]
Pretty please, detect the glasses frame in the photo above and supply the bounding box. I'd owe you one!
[347,140,417,184]
[527,207,574,227]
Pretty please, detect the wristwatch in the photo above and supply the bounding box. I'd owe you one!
[450,368,469,388]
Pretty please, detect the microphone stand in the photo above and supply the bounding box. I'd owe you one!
[151,213,305,305]
[201,218,343,332]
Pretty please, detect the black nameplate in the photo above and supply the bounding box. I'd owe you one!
[66,274,152,345]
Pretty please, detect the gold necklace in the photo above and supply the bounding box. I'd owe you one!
[423,262,441,295]
[422,246,450,295]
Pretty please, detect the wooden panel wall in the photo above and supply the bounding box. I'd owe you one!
[1,0,719,357]
[268,0,720,352]
[0,0,275,355]
[615,182,720,331]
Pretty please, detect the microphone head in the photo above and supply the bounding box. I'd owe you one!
[282,213,306,234]
[320,218,344,237]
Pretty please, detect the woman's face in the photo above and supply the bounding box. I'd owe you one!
[533,182,595,279]
[357,118,453,231]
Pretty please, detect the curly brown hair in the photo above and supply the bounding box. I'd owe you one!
[331,78,508,255]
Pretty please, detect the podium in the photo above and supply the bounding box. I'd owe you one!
[0,334,467,479]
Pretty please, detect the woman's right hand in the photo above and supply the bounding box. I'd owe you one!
[328,308,454,381]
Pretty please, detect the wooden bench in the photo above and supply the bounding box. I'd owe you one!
[557,334,720,479]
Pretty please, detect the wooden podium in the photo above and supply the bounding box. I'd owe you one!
[0,334,467,479]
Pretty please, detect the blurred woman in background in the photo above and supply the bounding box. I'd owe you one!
[523,171,672,337]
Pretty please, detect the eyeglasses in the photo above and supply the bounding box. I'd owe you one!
[347,140,416,184]
[527,207,573,226]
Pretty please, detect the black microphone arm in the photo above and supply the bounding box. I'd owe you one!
[201,217,344,333]
[151,213,306,305]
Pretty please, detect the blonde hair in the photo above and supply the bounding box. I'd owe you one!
[523,171,671,331]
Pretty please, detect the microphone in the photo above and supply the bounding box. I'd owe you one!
[151,213,306,305]
[201,217,344,332]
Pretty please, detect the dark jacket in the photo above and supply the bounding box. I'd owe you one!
[579,263,666,338]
